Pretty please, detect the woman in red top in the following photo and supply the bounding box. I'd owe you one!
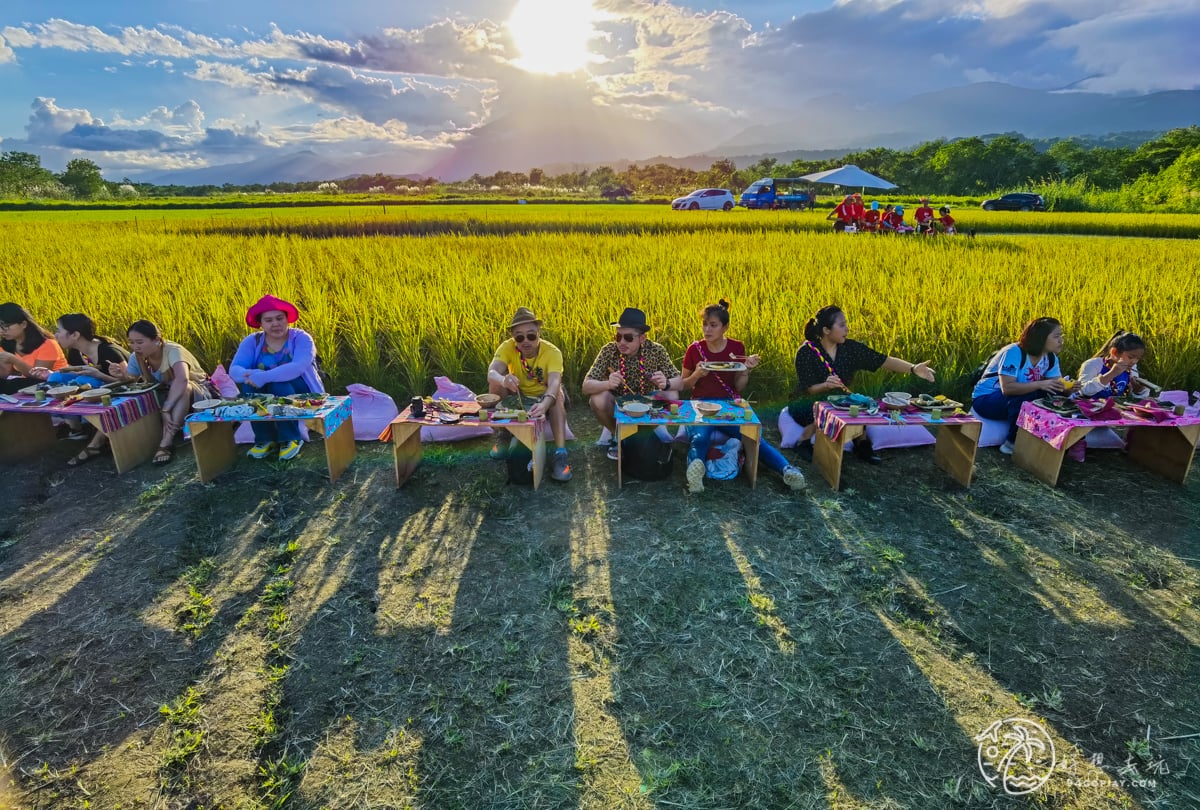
[937,205,957,234]
[0,302,67,393]
[827,195,857,231]
[680,300,806,493]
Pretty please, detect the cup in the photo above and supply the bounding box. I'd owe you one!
[847,405,860,418]
[930,407,943,421]
[35,390,46,402]
[1174,404,1186,417]
[669,403,679,417]
[517,410,528,422]
[410,396,424,418]
[101,394,112,406]
[478,409,488,422]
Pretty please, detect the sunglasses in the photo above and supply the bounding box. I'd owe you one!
[513,332,539,344]
[614,332,641,343]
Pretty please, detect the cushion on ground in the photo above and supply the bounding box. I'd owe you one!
[970,409,1009,447]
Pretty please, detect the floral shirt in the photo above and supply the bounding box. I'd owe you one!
[585,339,679,396]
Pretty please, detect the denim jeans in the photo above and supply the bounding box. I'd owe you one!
[972,389,1042,442]
[239,378,313,444]
[686,425,790,474]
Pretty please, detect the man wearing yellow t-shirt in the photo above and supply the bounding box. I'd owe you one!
[487,307,571,482]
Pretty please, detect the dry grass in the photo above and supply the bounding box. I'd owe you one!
[0,411,1196,808]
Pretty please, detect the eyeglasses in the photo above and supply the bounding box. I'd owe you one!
[614,332,640,343]
[513,332,538,344]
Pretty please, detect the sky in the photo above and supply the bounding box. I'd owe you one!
[0,0,1197,179]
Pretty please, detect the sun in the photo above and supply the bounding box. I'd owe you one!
[507,0,598,74]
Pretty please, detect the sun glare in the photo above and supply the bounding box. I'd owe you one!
[507,0,597,74]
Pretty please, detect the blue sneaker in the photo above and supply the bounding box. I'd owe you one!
[278,440,302,461]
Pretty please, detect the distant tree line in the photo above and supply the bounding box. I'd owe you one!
[1,127,1197,209]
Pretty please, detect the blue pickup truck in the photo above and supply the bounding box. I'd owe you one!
[738,178,815,210]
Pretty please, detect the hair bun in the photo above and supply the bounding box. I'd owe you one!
[717,298,730,310]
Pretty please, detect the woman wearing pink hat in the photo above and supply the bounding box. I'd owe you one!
[229,295,324,461]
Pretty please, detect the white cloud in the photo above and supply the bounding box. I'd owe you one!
[0,33,15,64]
[26,97,97,142]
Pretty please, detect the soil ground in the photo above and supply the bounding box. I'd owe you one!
[0,407,1197,809]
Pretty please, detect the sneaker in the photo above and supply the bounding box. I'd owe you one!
[782,465,807,491]
[247,442,276,459]
[65,428,89,441]
[551,450,572,482]
[999,440,1015,455]
[490,440,510,460]
[606,440,619,461]
[278,440,303,461]
[686,458,706,493]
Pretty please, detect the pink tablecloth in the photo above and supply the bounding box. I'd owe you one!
[815,401,978,442]
[0,391,160,434]
[1017,401,1200,451]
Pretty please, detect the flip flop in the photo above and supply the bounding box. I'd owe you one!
[66,445,106,467]
[152,446,174,466]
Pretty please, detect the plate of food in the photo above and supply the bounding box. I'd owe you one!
[693,401,723,416]
[47,385,80,400]
[620,401,651,416]
[912,394,964,410]
[111,381,160,396]
[826,393,877,411]
[77,388,113,401]
[699,361,747,372]
[192,398,223,411]
[1035,396,1079,415]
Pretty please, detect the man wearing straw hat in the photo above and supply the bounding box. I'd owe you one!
[487,307,572,482]
[582,307,682,460]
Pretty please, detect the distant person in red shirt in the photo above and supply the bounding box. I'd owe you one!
[937,205,957,234]
[915,197,935,233]
[861,200,881,232]
[827,195,858,231]
[849,193,865,222]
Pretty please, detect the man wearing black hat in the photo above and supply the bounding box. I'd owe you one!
[582,307,682,459]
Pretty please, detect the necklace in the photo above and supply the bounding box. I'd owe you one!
[696,340,739,399]
[518,344,542,383]
[618,351,648,395]
[803,340,836,378]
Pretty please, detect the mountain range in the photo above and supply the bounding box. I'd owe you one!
[131,83,1200,185]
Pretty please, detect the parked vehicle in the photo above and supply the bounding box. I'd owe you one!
[738,178,815,210]
[671,188,735,211]
[980,192,1046,212]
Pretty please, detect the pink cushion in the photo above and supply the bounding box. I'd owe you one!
[865,424,936,449]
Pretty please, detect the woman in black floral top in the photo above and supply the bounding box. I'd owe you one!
[789,305,935,462]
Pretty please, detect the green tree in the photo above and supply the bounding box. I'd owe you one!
[59,158,106,198]
[0,151,58,196]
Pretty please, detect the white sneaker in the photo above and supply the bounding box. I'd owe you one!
[783,465,807,491]
[999,440,1015,455]
[686,458,705,493]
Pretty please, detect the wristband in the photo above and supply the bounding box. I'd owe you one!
[909,363,916,374]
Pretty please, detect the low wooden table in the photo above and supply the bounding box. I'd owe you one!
[184,396,356,483]
[1014,401,1200,486]
[614,399,761,488]
[0,391,163,473]
[384,403,547,489]
[812,402,981,490]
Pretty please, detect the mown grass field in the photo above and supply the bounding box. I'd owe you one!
[0,204,1198,809]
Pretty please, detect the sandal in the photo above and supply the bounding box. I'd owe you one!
[152,446,174,466]
[67,445,106,467]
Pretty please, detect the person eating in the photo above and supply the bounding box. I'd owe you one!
[486,306,572,482]
[582,307,682,460]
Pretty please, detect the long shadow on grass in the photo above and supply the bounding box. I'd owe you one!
[595,444,1193,807]
[264,443,583,809]
[0,452,333,803]
[799,449,1199,803]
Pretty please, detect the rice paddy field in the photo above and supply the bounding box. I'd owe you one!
[1,204,1198,809]
[3,204,1200,401]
